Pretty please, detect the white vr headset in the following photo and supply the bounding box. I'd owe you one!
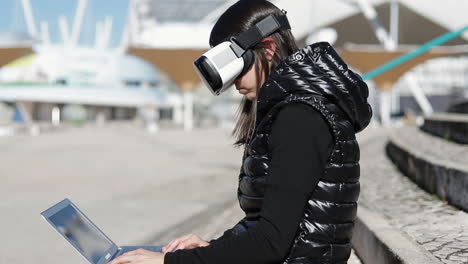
[193,11,291,96]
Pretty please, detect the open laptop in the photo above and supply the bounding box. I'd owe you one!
[41,198,162,264]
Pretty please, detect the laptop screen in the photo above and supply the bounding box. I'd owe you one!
[47,203,114,263]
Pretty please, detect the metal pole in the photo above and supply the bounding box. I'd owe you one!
[58,15,71,45]
[380,91,392,126]
[390,0,399,46]
[20,0,38,37]
[173,102,183,125]
[390,0,400,115]
[183,91,194,131]
[128,0,140,45]
[405,75,434,115]
[146,108,159,133]
[17,101,39,136]
[70,0,88,45]
[52,106,60,126]
[101,16,113,49]
[355,0,397,126]
[95,21,103,48]
[355,0,396,50]
[40,21,50,45]
[117,26,130,53]
[391,85,400,116]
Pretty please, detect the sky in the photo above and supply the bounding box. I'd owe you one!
[0,0,130,47]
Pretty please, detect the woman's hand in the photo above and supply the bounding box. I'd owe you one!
[162,233,210,253]
[108,248,164,264]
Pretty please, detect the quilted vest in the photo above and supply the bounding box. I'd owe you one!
[233,42,372,263]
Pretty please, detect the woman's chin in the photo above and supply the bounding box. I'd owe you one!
[245,94,256,101]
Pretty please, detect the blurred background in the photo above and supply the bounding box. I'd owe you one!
[1,0,467,263]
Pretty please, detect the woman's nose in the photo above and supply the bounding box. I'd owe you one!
[234,79,240,89]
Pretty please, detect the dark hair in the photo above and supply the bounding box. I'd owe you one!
[210,0,299,146]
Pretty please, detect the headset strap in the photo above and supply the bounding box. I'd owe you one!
[230,12,291,57]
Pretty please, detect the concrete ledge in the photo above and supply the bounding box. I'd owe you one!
[352,206,441,264]
[421,112,468,144]
[0,122,66,136]
[447,101,468,114]
[386,126,468,212]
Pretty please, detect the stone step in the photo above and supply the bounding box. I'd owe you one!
[355,127,468,264]
[352,205,440,264]
[387,125,468,212]
[421,112,468,144]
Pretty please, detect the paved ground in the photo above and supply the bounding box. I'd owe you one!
[357,127,468,264]
[0,123,362,264]
[0,123,242,264]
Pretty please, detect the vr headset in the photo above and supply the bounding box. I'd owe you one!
[193,11,291,96]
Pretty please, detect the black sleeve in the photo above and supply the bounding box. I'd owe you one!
[207,218,244,243]
[164,103,333,264]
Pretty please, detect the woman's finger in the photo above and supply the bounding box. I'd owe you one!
[163,233,202,253]
[175,235,208,250]
[163,239,179,252]
[175,240,187,250]
[163,234,193,252]
[163,238,183,253]
[176,237,198,250]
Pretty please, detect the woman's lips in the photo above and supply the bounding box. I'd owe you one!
[235,84,248,94]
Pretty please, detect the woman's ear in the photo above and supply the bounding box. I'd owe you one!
[261,36,277,62]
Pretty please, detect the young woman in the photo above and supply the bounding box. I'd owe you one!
[110,0,372,263]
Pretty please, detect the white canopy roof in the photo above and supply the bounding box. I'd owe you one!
[130,0,468,49]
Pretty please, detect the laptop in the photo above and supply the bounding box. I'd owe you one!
[41,198,162,264]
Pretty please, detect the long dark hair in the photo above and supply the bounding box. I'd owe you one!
[210,0,299,146]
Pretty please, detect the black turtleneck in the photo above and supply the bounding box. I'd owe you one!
[164,103,333,264]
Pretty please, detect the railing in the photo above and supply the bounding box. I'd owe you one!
[362,25,468,81]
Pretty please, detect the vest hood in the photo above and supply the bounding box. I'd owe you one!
[256,42,373,133]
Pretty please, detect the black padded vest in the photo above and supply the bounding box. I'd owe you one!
[232,42,372,263]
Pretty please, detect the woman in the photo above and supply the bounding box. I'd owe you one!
[110,0,372,263]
